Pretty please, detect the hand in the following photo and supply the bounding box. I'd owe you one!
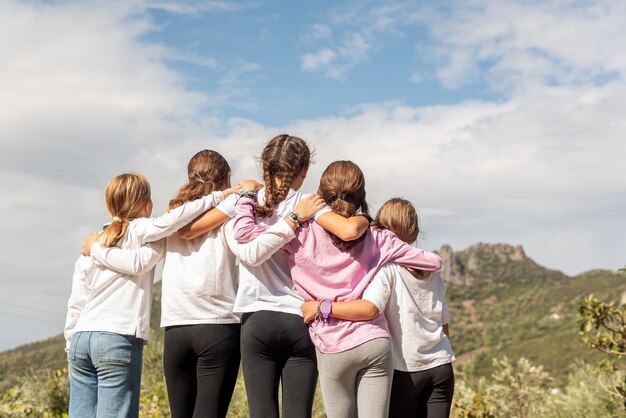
[80,232,99,256]
[294,195,326,222]
[238,180,263,192]
[301,300,319,324]
[222,184,243,197]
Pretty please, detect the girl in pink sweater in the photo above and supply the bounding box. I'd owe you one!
[234,160,442,418]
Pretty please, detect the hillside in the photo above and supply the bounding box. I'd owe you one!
[0,243,623,394]
[441,243,626,383]
[0,282,165,393]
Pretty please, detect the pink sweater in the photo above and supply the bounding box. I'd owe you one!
[233,197,442,353]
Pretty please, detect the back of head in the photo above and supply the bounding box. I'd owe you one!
[98,173,152,247]
[374,198,419,244]
[255,134,311,218]
[318,160,371,250]
[374,198,425,277]
[169,149,230,209]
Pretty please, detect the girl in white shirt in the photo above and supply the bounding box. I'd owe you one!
[65,172,229,418]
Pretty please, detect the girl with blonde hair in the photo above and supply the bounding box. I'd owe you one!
[65,172,234,418]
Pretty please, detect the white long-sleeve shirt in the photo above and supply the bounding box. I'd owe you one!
[64,192,224,350]
[363,264,455,372]
[158,195,294,327]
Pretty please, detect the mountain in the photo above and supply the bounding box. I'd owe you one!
[440,242,626,382]
[0,243,624,393]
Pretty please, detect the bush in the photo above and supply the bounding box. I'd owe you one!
[0,368,69,417]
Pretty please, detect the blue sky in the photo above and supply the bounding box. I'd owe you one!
[0,0,625,351]
[143,1,497,124]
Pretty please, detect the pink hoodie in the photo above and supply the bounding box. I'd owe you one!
[233,197,442,354]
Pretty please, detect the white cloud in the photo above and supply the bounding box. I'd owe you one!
[301,48,337,71]
[300,33,372,79]
[146,0,251,14]
[428,0,626,89]
[283,85,626,276]
[309,24,332,40]
[298,1,415,78]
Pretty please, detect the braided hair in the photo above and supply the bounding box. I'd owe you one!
[169,150,231,209]
[317,160,371,250]
[254,134,311,218]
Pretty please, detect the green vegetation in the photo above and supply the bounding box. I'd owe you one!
[1,248,625,416]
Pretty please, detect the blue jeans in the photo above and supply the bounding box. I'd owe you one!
[68,331,144,418]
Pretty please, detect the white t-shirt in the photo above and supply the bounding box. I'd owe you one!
[363,264,455,372]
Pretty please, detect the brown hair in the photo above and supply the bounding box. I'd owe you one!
[97,173,152,247]
[374,198,425,278]
[318,160,371,250]
[169,149,230,209]
[255,134,311,218]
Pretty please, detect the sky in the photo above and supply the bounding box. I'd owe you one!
[0,0,625,352]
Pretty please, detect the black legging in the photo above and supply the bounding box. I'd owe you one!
[240,310,318,418]
[163,323,241,418]
[389,363,455,418]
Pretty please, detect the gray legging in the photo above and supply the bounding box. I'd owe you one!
[316,337,393,418]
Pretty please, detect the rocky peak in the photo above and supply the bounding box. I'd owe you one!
[437,242,527,285]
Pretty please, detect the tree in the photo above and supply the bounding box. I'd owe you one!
[579,291,626,408]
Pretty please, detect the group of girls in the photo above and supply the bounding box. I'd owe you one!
[64,134,455,418]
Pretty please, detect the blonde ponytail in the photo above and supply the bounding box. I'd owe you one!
[97,173,151,247]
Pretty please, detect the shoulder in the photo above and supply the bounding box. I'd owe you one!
[217,193,238,218]
[375,263,402,279]
[370,226,390,239]
[384,262,412,276]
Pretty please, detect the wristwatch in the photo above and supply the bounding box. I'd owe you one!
[288,211,303,227]
[320,300,332,323]
[239,190,257,201]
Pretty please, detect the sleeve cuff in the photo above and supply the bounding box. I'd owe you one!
[313,205,332,221]
[212,191,225,204]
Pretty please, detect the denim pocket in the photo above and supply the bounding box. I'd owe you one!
[67,333,79,361]
[98,332,133,365]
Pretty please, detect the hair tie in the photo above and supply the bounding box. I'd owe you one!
[196,178,206,184]
[112,216,123,223]
[337,192,347,200]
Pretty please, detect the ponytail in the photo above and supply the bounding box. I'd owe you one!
[97,173,151,247]
[169,150,230,209]
[317,160,371,251]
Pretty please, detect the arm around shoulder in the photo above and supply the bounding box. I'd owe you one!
[315,212,370,241]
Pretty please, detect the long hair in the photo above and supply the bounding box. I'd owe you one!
[169,149,230,209]
[254,134,311,218]
[97,173,152,247]
[317,160,370,250]
[373,198,425,278]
